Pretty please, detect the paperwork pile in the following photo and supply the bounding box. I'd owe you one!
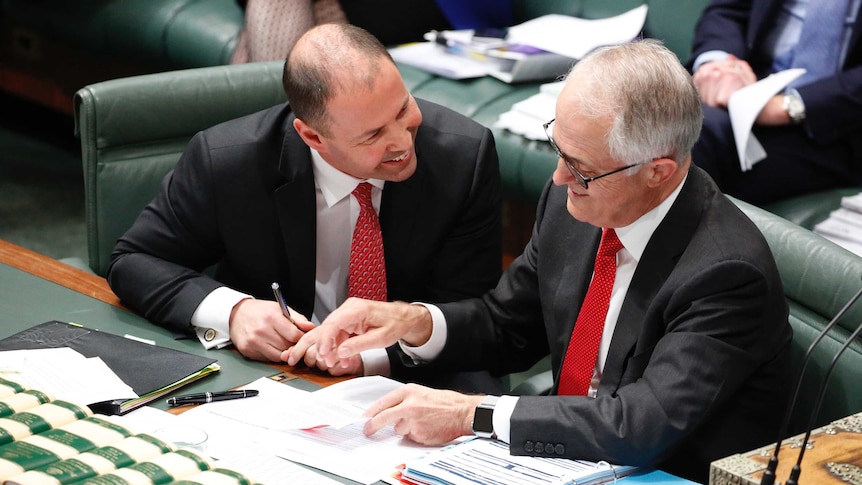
[389,6,648,83]
[813,191,862,257]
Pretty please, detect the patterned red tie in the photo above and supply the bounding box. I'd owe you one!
[348,182,387,301]
[558,228,623,396]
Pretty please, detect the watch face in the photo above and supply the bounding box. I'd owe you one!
[473,405,494,434]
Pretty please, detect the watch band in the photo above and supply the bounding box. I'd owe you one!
[472,395,499,439]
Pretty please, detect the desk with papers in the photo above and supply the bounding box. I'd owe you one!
[0,239,699,485]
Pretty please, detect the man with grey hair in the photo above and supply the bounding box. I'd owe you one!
[108,24,504,392]
[288,39,792,482]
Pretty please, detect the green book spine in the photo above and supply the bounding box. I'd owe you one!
[6,434,175,485]
[72,448,213,485]
[167,468,258,485]
[0,400,92,447]
[0,391,54,418]
[0,377,29,398]
[0,415,132,479]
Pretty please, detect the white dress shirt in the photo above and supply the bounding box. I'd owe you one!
[190,148,390,374]
[402,176,687,443]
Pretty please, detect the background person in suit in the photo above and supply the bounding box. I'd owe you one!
[690,0,862,205]
[288,39,792,483]
[107,24,504,391]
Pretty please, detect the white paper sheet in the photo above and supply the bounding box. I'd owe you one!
[0,347,137,404]
[115,406,343,485]
[175,376,447,484]
[505,6,648,60]
[727,68,806,171]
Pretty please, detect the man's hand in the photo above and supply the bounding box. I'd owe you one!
[693,55,757,108]
[229,299,315,362]
[285,298,434,369]
[362,384,486,445]
[279,333,364,376]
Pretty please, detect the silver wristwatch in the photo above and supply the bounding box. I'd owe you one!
[472,395,499,439]
[783,92,806,124]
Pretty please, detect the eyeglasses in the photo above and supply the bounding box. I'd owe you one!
[543,118,652,190]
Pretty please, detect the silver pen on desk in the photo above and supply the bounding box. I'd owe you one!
[271,282,296,324]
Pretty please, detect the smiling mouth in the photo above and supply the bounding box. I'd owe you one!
[385,150,410,163]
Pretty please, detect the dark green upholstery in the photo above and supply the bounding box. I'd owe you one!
[2,0,242,70]
[732,198,862,435]
[74,61,286,276]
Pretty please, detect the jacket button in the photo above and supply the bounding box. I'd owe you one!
[555,444,565,455]
[524,441,534,452]
[535,441,543,453]
[544,443,555,454]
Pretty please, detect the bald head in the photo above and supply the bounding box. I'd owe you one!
[283,24,395,134]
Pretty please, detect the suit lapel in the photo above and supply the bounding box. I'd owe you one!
[599,168,709,395]
[273,116,317,318]
[377,152,424,294]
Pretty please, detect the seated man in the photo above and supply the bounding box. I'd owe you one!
[107,24,504,391]
[289,39,793,482]
[690,0,862,205]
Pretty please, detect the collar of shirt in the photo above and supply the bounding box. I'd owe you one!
[614,173,688,263]
[310,149,385,207]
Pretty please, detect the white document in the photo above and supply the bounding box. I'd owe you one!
[505,6,648,60]
[400,438,637,485]
[176,375,444,485]
[727,68,805,171]
[0,347,137,404]
[115,406,342,485]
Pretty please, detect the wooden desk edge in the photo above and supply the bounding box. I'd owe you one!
[0,239,123,308]
[0,239,347,388]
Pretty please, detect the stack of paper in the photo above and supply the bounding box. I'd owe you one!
[389,6,647,83]
[813,192,862,257]
[397,438,637,485]
[494,80,564,140]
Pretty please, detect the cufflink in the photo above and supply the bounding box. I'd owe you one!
[203,328,216,342]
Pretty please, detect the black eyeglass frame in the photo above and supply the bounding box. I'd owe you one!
[543,118,655,190]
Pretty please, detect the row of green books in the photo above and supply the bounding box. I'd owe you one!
[0,378,261,485]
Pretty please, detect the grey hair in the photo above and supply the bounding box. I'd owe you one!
[563,39,703,166]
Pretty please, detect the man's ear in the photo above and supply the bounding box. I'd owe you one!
[646,157,681,188]
[294,118,325,151]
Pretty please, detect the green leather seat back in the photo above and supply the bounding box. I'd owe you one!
[732,198,862,435]
[74,61,286,276]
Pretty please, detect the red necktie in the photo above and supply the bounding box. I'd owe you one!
[348,183,387,301]
[558,228,623,396]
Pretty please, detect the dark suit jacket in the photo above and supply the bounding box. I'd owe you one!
[430,167,792,482]
[692,0,862,146]
[689,0,862,203]
[107,99,503,373]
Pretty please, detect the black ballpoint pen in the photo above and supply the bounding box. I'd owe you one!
[166,389,259,407]
[271,282,297,324]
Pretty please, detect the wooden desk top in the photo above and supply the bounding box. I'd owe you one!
[0,238,346,389]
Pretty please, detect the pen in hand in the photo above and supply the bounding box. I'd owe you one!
[271,282,296,324]
[166,389,259,407]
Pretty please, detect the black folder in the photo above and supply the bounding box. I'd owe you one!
[0,320,220,415]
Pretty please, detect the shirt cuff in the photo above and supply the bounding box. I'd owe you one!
[692,50,729,72]
[191,286,252,350]
[360,348,391,377]
[493,395,518,443]
[398,303,446,364]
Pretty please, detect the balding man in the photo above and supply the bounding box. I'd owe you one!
[108,24,504,391]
